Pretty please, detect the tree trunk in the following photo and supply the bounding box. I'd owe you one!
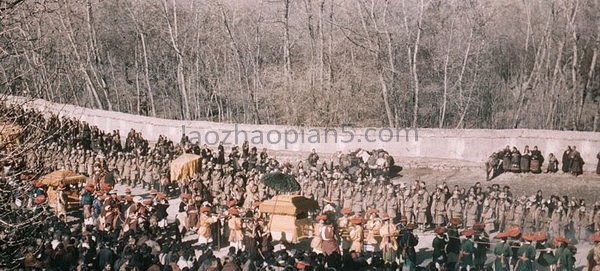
[410,0,424,128]
[140,33,157,117]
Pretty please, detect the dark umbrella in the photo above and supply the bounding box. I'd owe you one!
[261,172,300,192]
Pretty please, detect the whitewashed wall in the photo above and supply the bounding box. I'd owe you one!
[7,96,600,171]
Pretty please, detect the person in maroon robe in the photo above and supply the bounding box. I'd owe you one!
[320,220,340,255]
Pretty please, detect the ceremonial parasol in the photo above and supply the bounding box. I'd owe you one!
[261,172,300,192]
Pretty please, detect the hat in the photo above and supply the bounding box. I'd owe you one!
[522,233,536,242]
[367,208,379,215]
[150,189,157,195]
[400,216,408,222]
[382,213,390,220]
[462,229,475,237]
[157,193,167,199]
[350,217,364,225]
[85,184,95,192]
[200,206,211,213]
[434,226,447,235]
[142,199,153,206]
[228,207,240,216]
[316,215,328,222]
[591,232,600,242]
[340,208,352,215]
[227,200,237,207]
[180,193,192,200]
[495,232,509,239]
[449,218,462,226]
[534,232,548,241]
[507,225,521,238]
[296,261,310,270]
[553,236,570,244]
[473,223,485,231]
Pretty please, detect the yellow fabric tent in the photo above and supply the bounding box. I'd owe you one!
[259,195,319,243]
[170,153,202,181]
[39,170,87,187]
[39,170,86,206]
[259,195,319,216]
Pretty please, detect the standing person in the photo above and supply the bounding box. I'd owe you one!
[399,224,419,271]
[380,215,398,269]
[521,145,531,173]
[562,146,572,173]
[547,153,559,173]
[535,232,555,271]
[473,223,489,271]
[55,182,68,222]
[515,233,537,271]
[432,227,448,270]
[196,206,216,246]
[349,217,364,253]
[587,233,600,271]
[554,237,573,271]
[311,215,326,254]
[494,232,513,271]
[596,151,600,175]
[446,218,462,271]
[320,218,339,256]
[530,146,544,174]
[569,146,584,176]
[227,207,243,250]
[459,229,475,271]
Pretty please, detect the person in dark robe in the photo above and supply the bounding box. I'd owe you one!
[320,220,339,256]
[432,227,448,269]
[547,153,559,173]
[520,145,531,173]
[446,219,462,271]
[569,146,584,176]
[486,152,502,181]
[511,147,521,172]
[399,224,419,271]
[530,146,544,174]
[502,145,512,172]
[562,146,572,173]
[597,151,600,175]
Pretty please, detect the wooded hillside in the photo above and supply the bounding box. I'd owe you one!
[1,0,599,130]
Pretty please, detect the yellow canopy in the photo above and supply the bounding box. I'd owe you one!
[259,195,320,216]
[170,153,202,181]
[39,170,87,187]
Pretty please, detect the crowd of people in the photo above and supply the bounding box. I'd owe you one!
[485,144,592,181]
[1,103,600,271]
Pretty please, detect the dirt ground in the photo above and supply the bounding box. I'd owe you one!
[394,166,600,204]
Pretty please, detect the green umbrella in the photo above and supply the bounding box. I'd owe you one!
[261,172,300,192]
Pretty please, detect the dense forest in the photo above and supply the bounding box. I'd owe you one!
[0,0,599,130]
